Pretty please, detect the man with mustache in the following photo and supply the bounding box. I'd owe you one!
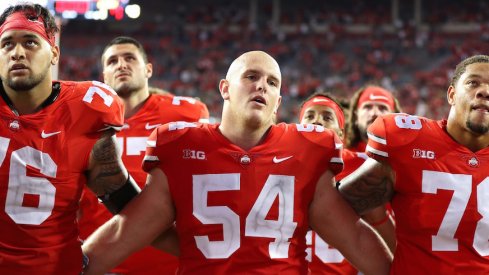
[0,3,138,274]
[340,55,489,273]
[78,36,209,275]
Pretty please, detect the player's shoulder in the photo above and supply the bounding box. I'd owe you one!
[60,80,122,111]
[369,113,436,147]
[151,121,207,147]
[58,80,124,131]
[153,93,205,107]
[281,123,341,150]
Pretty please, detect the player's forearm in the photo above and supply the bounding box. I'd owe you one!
[351,220,393,275]
[86,132,140,213]
[82,216,130,275]
[339,159,394,215]
[151,224,180,256]
[362,207,396,253]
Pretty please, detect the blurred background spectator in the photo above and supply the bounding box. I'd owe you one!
[55,0,489,122]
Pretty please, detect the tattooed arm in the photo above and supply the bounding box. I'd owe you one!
[86,130,140,213]
[338,157,395,215]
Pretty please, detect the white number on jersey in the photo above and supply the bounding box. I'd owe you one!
[169,121,197,131]
[394,115,422,130]
[306,231,344,263]
[172,96,196,105]
[193,173,297,259]
[83,81,115,107]
[296,124,325,133]
[117,137,148,156]
[1,138,57,225]
[422,170,489,255]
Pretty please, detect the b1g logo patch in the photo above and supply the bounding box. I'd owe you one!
[412,149,435,159]
[183,149,206,160]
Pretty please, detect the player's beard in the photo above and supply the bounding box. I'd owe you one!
[5,64,50,92]
[466,120,489,135]
[114,81,141,98]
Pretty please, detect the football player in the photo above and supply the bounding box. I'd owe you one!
[77,36,209,275]
[300,92,396,274]
[0,4,138,274]
[82,50,392,275]
[340,55,489,273]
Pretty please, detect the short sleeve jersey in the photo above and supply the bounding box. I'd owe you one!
[0,81,123,275]
[78,93,209,274]
[367,113,489,274]
[143,122,343,274]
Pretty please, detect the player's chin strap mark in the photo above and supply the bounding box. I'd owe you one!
[99,175,141,214]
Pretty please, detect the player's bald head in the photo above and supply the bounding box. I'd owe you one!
[225,51,281,82]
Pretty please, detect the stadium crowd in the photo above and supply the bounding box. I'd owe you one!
[57,0,489,122]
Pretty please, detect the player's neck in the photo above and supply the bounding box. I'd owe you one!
[219,118,272,151]
[2,78,53,115]
[122,88,150,119]
[446,119,489,152]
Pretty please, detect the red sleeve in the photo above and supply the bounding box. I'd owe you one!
[197,101,210,122]
[365,115,389,161]
[295,124,343,176]
[142,121,198,173]
[80,81,124,133]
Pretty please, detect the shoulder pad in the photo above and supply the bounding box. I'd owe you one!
[368,113,430,148]
[75,81,123,130]
[143,121,202,172]
[294,123,342,150]
[152,121,201,147]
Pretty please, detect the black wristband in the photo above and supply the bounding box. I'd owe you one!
[99,176,140,214]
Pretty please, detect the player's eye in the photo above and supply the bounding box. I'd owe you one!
[466,80,479,87]
[1,41,12,49]
[25,40,38,47]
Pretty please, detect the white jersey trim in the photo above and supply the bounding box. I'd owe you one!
[143,155,159,162]
[367,132,387,145]
[366,145,388,157]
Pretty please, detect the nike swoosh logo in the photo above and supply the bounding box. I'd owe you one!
[273,156,293,163]
[41,130,61,138]
[145,123,161,130]
[369,94,389,101]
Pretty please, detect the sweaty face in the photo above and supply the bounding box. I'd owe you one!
[356,101,391,138]
[0,30,55,91]
[301,105,343,138]
[224,52,282,128]
[451,63,489,135]
[102,43,151,98]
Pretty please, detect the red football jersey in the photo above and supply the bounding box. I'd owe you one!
[367,113,489,274]
[0,81,123,275]
[142,122,343,274]
[78,93,209,274]
[306,148,365,275]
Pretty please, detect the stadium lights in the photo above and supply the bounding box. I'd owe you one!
[125,4,140,19]
[97,0,120,11]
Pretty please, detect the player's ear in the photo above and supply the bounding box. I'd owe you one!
[145,63,153,78]
[50,45,60,65]
[219,79,230,100]
[273,96,282,115]
[447,85,456,106]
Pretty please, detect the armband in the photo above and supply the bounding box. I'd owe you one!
[98,176,140,214]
